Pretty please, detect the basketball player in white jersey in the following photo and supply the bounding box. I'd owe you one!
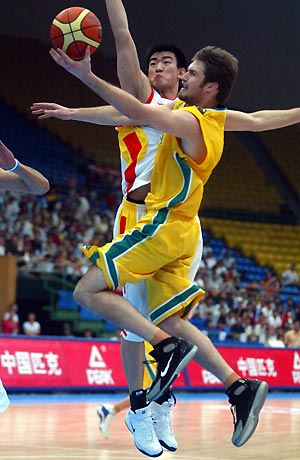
[0,139,49,194]
[0,138,49,413]
[101,5,191,453]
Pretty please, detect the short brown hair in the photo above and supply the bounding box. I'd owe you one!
[192,46,238,105]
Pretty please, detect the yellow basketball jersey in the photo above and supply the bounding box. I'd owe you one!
[146,101,226,217]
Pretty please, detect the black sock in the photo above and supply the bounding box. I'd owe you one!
[130,389,148,412]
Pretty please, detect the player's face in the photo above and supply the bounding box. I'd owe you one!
[178,60,207,105]
[147,51,183,94]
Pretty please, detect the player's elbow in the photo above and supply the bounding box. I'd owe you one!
[33,179,50,195]
[114,28,133,46]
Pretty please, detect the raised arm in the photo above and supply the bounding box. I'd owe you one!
[0,140,50,194]
[49,48,192,134]
[105,0,150,100]
[225,108,300,131]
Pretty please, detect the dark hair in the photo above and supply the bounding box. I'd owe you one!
[146,43,187,69]
[192,46,239,105]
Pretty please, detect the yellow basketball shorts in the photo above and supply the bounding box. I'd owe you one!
[113,198,146,238]
[143,341,156,389]
[82,206,204,325]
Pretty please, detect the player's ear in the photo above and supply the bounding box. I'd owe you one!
[206,81,219,93]
[177,68,186,79]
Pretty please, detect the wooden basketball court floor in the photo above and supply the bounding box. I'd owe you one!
[0,391,299,460]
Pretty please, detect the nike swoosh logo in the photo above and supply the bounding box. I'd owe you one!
[161,353,174,377]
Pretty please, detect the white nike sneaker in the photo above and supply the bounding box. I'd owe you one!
[0,379,10,413]
[96,404,116,439]
[152,399,177,451]
[125,405,163,457]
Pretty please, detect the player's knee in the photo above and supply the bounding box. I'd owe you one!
[160,314,183,336]
[73,281,85,306]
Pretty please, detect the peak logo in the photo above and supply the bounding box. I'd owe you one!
[292,351,300,384]
[89,345,107,368]
[293,351,300,370]
[86,345,114,385]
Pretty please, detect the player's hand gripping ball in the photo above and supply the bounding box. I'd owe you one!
[50,7,102,60]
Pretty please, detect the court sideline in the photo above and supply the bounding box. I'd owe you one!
[0,391,299,460]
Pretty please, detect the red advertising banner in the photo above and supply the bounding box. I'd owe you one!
[187,346,300,389]
[0,337,128,389]
[0,335,299,390]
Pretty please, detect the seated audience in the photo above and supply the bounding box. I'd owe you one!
[2,303,19,334]
[22,312,41,336]
[284,320,300,348]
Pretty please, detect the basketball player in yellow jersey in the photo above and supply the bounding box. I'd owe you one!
[32,10,300,451]
[47,44,297,456]
[33,39,300,456]
[33,41,188,455]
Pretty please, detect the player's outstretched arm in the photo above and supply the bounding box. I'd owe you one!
[0,140,50,194]
[105,0,150,100]
[226,108,300,131]
[31,102,138,126]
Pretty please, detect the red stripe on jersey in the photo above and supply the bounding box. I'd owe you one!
[145,88,155,104]
[123,132,142,193]
[119,215,127,235]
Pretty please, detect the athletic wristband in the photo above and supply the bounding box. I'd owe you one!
[5,159,20,172]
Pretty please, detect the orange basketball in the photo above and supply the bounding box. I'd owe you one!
[50,7,102,60]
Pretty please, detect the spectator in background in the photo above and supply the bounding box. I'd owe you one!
[206,270,223,297]
[267,326,285,348]
[204,248,217,270]
[191,295,214,320]
[62,322,74,337]
[281,264,299,286]
[2,303,19,334]
[268,309,282,330]
[226,310,237,328]
[243,317,255,342]
[294,305,300,323]
[253,314,269,345]
[281,300,295,330]
[284,320,300,348]
[229,315,245,341]
[22,312,41,336]
[223,250,236,270]
[261,299,274,321]
[83,329,94,338]
[215,305,229,329]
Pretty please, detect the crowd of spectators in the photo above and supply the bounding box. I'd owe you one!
[0,173,300,348]
[1,303,41,336]
[0,168,121,282]
[190,243,300,348]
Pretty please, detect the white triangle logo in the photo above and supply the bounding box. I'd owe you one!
[293,352,300,370]
[89,345,107,368]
